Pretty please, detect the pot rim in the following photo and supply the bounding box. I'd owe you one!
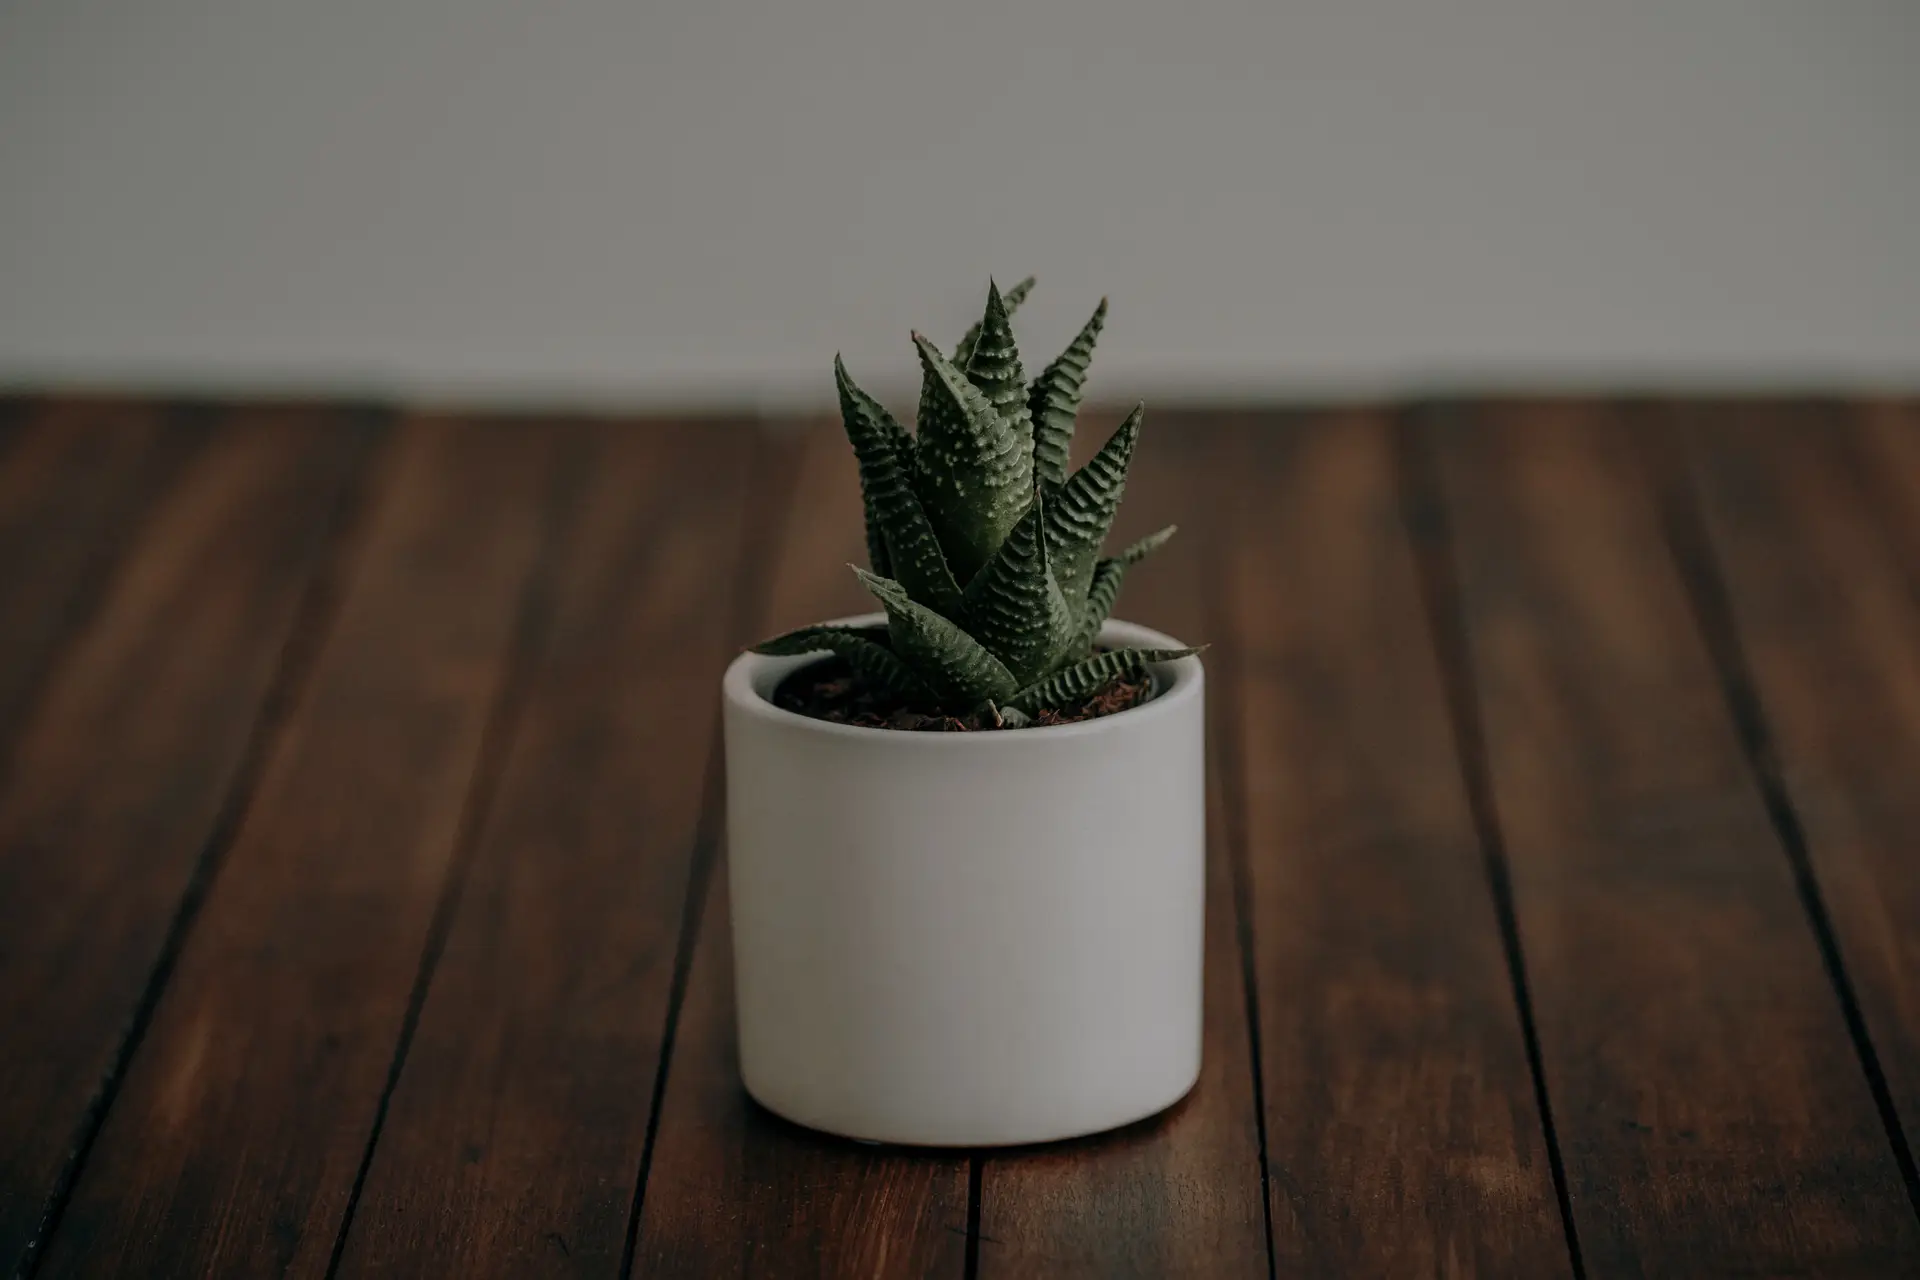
[724,613,1203,746]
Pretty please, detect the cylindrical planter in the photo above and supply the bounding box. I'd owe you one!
[721,615,1205,1147]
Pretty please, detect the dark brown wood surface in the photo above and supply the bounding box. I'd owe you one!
[0,407,371,1275]
[36,416,570,1277]
[1679,405,1920,1187]
[1,396,1917,1279]
[330,421,772,1279]
[1236,415,1569,1277]
[1426,405,1920,1276]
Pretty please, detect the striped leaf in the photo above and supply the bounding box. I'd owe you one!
[1045,403,1143,608]
[1027,298,1107,491]
[833,355,908,575]
[991,702,1031,729]
[855,567,1019,708]
[1074,524,1177,656]
[912,333,1034,583]
[962,491,1076,685]
[953,274,1034,370]
[963,280,1032,444]
[752,625,933,700]
[1006,646,1202,716]
[835,356,965,617]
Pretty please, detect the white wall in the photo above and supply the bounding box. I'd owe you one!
[3,1,1917,409]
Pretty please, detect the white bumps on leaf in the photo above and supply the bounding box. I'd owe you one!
[748,282,1188,721]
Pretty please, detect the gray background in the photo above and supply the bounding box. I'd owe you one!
[3,0,1917,409]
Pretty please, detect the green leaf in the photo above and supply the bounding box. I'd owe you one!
[963,280,1032,443]
[953,274,1034,369]
[855,566,1019,707]
[1045,403,1144,608]
[991,701,1031,729]
[833,355,907,575]
[835,356,965,617]
[1027,298,1107,491]
[1111,523,1178,568]
[1006,646,1202,716]
[1074,524,1177,655]
[752,625,934,700]
[961,491,1076,685]
[912,332,1035,583]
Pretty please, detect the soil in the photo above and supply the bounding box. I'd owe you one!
[771,656,1155,731]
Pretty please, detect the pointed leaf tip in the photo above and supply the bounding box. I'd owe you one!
[836,359,963,607]
[752,623,934,701]
[913,331,1034,582]
[1045,400,1145,606]
[856,566,1019,708]
[953,277,1034,369]
[1028,297,1111,491]
[1073,524,1177,657]
[1006,645,1203,715]
[963,279,1031,437]
[962,490,1074,685]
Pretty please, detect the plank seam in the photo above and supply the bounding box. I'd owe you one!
[1213,418,1279,1280]
[1645,418,1920,1225]
[963,1155,984,1279]
[1393,409,1589,1280]
[616,739,726,1280]
[321,426,597,1278]
[617,422,805,1279]
[14,407,392,1280]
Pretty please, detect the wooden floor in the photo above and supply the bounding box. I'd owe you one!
[1,396,1918,1278]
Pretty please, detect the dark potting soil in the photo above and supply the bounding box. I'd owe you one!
[771,656,1155,732]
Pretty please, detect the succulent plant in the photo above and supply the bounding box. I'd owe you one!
[753,279,1198,727]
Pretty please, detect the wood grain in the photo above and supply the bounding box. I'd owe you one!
[1231,413,1570,1277]
[0,410,370,1274]
[976,415,1269,1279]
[4,395,1919,1277]
[1428,403,1920,1276]
[751,423,878,636]
[631,425,971,1279]
[33,416,569,1277]
[1682,404,1920,1188]
[1856,401,1920,580]
[0,399,206,755]
[0,393,27,450]
[331,421,764,1277]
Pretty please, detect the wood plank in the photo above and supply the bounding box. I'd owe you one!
[0,399,208,755]
[0,394,32,467]
[331,420,765,1277]
[633,425,971,1278]
[1858,400,1920,584]
[1232,412,1570,1277]
[33,415,570,1277]
[0,408,371,1274]
[0,393,28,439]
[1428,403,1920,1276]
[976,415,1269,1278]
[751,421,878,635]
[1680,404,1920,1188]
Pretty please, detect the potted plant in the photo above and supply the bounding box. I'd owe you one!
[722,279,1205,1146]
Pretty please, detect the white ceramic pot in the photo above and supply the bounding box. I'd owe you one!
[721,615,1205,1147]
